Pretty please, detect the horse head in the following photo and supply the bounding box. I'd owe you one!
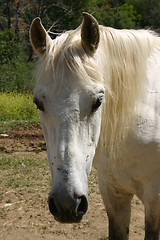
[30,13,105,223]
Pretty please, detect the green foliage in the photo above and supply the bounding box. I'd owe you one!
[0,29,21,64]
[0,92,40,132]
[90,1,141,29]
[60,0,95,29]
[126,0,160,28]
[0,29,35,93]
[22,0,141,31]
[117,3,141,29]
[91,1,115,27]
[0,93,38,121]
[0,56,35,92]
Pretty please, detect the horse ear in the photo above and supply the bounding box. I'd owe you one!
[81,12,100,53]
[30,17,47,56]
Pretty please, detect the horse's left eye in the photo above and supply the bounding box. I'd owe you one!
[91,98,101,112]
[91,92,104,113]
[33,97,45,112]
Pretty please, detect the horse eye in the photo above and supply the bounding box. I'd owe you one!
[91,98,102,113]
[91,91,104,113]
[33,97,45,112]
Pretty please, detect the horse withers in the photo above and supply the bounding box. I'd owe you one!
[30,13,160,239]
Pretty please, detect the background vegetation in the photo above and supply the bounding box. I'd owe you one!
[0,93,39,132]
[0,0,160,130]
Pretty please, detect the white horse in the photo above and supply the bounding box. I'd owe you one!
[30,13,160,240]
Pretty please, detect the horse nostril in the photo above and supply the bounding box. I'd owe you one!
[48,194,88,222]
[77,195,88,216]
[48,196,59,216]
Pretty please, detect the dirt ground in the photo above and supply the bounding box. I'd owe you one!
[0,125,145,240]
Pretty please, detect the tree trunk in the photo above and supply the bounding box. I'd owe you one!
[15,0,20,35]
[7,0,11,29]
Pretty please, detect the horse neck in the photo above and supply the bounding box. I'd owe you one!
[96,27,160,160]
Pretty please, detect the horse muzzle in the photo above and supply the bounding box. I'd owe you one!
[48,193,88,223]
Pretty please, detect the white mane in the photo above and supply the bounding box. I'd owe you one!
[97,27,160,158]
[36,25,160,159]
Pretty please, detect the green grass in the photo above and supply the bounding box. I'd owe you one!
[0,92,40,132]
[0,154,51,206]
[0,154,50,189]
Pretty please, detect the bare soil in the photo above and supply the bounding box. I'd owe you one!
[0,125,145,240]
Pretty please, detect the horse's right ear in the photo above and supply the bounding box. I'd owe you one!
[30,17,47,56]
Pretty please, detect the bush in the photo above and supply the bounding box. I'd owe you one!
[0,29,21,65]
[0,92,39,121]
[0,57,35,92]
[0,29,36,92]
[0,92,40,132]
